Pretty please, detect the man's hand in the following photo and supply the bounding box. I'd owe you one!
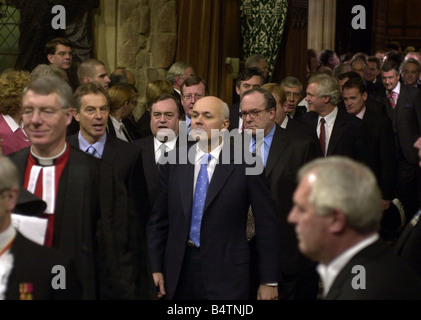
[152,272,166,299]
[257,284,278,300]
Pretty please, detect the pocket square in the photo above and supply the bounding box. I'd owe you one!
[404,104,413,108]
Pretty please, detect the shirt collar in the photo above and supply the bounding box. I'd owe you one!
[355,106,366,119]
[2,114,21,133]
[78,131,107,158]
[195,140,223,164]
[317,233,379,297]
[319,106,338,127]
[154,135,177,153]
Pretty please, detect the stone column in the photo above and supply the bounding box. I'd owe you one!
[308,0,336,51]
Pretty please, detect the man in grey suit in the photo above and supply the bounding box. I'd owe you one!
[288,156,421,300]
[147,96,281,300]
[241,87,319,300]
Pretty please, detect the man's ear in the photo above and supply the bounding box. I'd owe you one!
[329,209,347,234]
[6,187,18,213]
[47,54,54,64]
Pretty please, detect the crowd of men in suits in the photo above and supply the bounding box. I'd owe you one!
[1,38,421,300]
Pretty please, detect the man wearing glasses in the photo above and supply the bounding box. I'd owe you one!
[241,87,319,300]
[8,76,138,299]
[180,76,208,135]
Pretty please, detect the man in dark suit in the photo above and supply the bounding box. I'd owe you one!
[342,78,401,240]
[288,156,421,299]
[365,56,385,95]
[8,75,136,299]
[370,60,421,221]
[280,76,307,120]
[228,68,263,132]
[300,73,372,167]
[135,94,180,208]
[147,96,281,300]
[0,155,81,300]
[67,82,153,299]
[241,87,319,300]
[394,137,421,278]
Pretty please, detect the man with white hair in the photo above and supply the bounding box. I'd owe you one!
[288,156,421,299]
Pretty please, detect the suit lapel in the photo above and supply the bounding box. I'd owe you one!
[327,110,345,156]
[265,126,288,177]
[203,144,235,213]
[178,147,195,219]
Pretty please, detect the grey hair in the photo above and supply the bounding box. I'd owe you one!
[297,156,382,234]
[308,73,341,106]
[280,76,303,91]
[166,61,193,84]
[400,57,421,73]
[0,156,19,190]
[221,102,229,123]
[22,75,74,110]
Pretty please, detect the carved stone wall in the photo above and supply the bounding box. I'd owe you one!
[95,0,177,119]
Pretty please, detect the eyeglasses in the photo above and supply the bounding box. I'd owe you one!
[182,94,204,102]
[241,107,271,119]
[152,112,175,120]
[21,107,62,120]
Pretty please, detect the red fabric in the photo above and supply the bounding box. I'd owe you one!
[23,144,70,247]
[319,118,326,156]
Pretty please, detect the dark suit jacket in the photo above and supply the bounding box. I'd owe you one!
[325,240,421,300]
[228,102,241,132]
[134,110,153,139]
[147,142,281,299]
[395,210,421,278]
[6,232,82,300]
[8,146,136,300]
[134,135,179,208]
[299,108,373,168]
[106,117,136,142]
[67,134,154,299]
[362,108,397,200]
[264,125,318,275]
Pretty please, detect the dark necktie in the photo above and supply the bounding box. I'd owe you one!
[86,145,96,156]
[189,154,211,247]
[156,144,167,171]
[319,118,326,156]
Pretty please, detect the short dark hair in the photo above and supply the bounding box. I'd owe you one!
[180,75,208,96]
[151,93,182,119]
[73,82,110,112]
[319,49,335,66]
[338,71,361,81]
[342,77,368,94]
[367,56,381,69]
[45,38,72,56]
[242,87,276,111]
[381,60,399,73]
[235,68,263,88]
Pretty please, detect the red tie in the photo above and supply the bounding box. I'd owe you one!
[319,118,326,156]
[387,91,397,108]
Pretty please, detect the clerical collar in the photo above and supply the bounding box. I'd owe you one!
[30,143,68,166]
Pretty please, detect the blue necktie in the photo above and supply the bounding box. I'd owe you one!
[86,145,96,156]
[189,154,211,247]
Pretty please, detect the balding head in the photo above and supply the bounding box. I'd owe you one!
[191,96,230,151]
